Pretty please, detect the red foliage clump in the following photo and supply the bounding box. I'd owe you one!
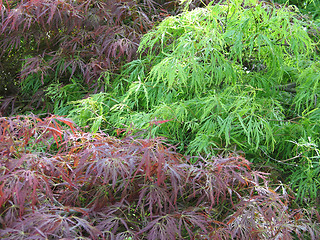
[0,115,318,239]
[0,0,183,114]
[0,0,164,82]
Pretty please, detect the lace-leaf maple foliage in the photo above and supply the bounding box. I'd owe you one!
[0,0,180,113]
[67,0,320,204]
[0,115,319,239]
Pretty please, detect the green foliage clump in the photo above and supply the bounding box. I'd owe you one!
[68,0,320,203]
[70,0,318,150]
[290,137,320,204]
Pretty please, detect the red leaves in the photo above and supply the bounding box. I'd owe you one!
[0,115,318,239]
[0,0,160,88]
[0,0,183,115]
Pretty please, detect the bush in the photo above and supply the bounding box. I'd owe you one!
[66,0,320,203]
[70,1,318,150]
[0,115,318,239]
[0,0,179,114]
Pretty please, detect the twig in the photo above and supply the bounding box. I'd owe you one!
[259,146,300,166]
[274,82,297,93]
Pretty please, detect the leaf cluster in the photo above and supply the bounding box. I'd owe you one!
[0,0,181,113]
[66,0,320,203]
[0,115,318,239]
[70,1,319,151]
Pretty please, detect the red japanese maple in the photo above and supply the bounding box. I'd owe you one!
[0,115,318,239]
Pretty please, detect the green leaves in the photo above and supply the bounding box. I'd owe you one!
[65,0,320,204]
[140,0,313,90]
[294,62,320,113]
[128,0,317,152]
[68,0,319,153]
[290,138,320,203]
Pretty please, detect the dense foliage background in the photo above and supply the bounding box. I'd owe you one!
[1,0,320,239]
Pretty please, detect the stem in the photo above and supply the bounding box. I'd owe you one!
[224,0,230,33]
[274,82,297,93]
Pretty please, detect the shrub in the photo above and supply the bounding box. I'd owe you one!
[69,0,319,152]
[0,0,178,114]
[67,0,320,203]
[0,115,318,239]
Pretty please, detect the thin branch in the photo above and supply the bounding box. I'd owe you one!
[259,147,300,167]
[274,82,297,93]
